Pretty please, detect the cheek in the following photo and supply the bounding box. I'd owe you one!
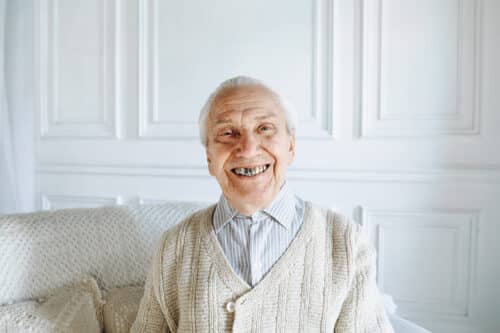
[280,152,293,169]
[207,147,230,176]
[268,141,294,167]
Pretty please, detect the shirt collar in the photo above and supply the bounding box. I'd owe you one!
[213,193,239,233]
[213,183,297,233]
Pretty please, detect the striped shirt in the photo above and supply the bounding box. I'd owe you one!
[212,183,305,287]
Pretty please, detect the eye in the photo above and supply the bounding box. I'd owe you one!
[216,128,239,142]
[217,127,235,136]
[258,124,275,133]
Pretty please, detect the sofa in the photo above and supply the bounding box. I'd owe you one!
[0,202,431,332]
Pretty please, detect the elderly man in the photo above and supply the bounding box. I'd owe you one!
[131,76,394,332]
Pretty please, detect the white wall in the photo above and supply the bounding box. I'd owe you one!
[3,0,35,212]
[26,0,500,332]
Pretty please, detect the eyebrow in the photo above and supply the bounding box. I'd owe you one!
[214,112,278,125]
[254,113,278,121]
[214,119,232,125]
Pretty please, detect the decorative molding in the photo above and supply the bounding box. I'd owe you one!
[36,0,120,138]
[36,163,500,183]
[41,194,123,210]
[289,166,500,183]
[361,208,479,321]
[138,198,168,205]
[304,0,336,139]
[137,0,336,140]
[137,198,211,206]
[137,0,180,138]
[137,0,215,138]
[356,0,482,138]
[37,163,209,177]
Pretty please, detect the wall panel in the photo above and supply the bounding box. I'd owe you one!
[137,0,337,140]
[359,0,481,137]
[36,0,119,138]
[363,209,478,320]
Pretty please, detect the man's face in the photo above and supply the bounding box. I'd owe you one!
[205,85,295,214]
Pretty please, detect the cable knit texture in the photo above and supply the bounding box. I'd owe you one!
[131,202,394,332]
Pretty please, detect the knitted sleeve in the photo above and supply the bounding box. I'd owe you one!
[131,229,177,333]
[334,222,394,333]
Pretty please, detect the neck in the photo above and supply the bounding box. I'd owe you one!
[226,198,267,216]
[224,183,286,216]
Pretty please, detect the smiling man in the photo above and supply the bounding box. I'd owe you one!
[204,82,295,217]
[131,76,394,332]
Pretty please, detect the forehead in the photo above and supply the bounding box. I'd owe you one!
[209,85,284,122]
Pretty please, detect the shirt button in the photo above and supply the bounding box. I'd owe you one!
[226,301,236,313]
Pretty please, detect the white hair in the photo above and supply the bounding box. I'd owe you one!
[198,75,297,146]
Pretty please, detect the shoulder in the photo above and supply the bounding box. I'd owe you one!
[305,201,373,268]
[155,204,216,262]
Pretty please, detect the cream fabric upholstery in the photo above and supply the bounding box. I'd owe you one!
[0,277,103,332]
[0,201,431,333]
[0,202,206,305]
[103,287,144,333]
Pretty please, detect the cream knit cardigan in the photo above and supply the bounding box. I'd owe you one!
[131,202,394,333]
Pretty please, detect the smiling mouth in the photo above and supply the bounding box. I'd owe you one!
[231,164,271,177]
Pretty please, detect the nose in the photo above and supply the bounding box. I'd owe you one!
[236,132,260,157]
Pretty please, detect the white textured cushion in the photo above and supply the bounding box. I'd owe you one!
[103,286,144,333]
[0,277,103,332]
[0,202,206,305]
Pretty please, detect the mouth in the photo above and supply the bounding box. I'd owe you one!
[231,164,271,177]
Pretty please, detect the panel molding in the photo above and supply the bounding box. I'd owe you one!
[304,0,336,139]
[138,198,168,205]
[356,0,482,138]
[35,0,120,138]
[137,0,337,140]
[361,207,479,322]
[41,194,122,210]
[137,198,210,205]
[36,163,500,183]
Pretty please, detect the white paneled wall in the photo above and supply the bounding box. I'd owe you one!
[33,0,500,332]
[36,0,119,138]
[360,0,480,137]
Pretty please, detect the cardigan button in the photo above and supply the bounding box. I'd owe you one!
[226,301,236,313]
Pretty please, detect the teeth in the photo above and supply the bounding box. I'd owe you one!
[233,165,269,177]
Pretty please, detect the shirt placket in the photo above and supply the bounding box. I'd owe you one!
[249,215,262,287]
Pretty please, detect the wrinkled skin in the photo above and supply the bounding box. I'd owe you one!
[205,85,295,215]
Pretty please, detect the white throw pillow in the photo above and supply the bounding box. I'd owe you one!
[103,286,144,333]
[0,277,103,332]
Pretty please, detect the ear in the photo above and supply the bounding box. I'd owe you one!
[206,148,215,176]
[288,131,296,163]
